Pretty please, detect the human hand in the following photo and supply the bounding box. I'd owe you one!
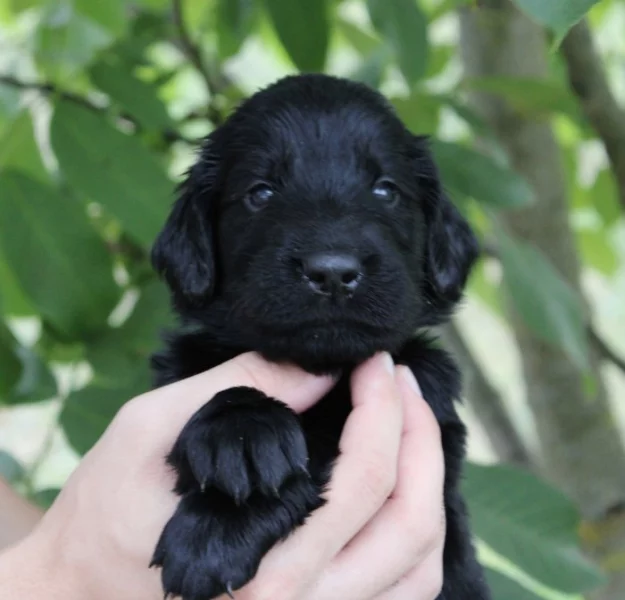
[0,352,444,600]
[0,477,43,551]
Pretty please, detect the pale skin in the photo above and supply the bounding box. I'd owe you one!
[0,352,445,600]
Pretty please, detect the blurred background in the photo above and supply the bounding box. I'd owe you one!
[0,0,624,598]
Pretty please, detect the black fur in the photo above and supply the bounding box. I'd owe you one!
[149,74,490,600]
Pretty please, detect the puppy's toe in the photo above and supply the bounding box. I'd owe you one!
[167,386,309,502]
[151,493,254,600]
[152,479,324,600]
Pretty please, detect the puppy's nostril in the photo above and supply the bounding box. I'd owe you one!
[308,271,326,285]
[301,252,363,297]
[340,270,359,285]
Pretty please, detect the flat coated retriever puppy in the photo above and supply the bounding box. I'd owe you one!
[149,74,490,600]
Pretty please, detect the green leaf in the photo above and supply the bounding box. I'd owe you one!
[367,0,429,86]
[6,345,57,405]
[184,0,213,36]
[0,450,25,483]
[37,323,85,364]
[108,11,172,67]
[0,81,22,121]
[431,140,535,208]
[426,44,454,79]
[34,1,112,81]
[578,229,619,276]
[391,94,441,136]
[427,0,473,22]
[497,231,590,370]
[510,0,600,41]
[440,96,494,139]
[134,0,169,8]
[337,17,380,56]
[590,168,621,228]
[6,0,41,14]
[0,171,120,339]
[216,0,257,60]
[74,0,127,38]
[350,46,390,89]
[0,249,34,317]
[464,76,580,120]
[261,0,329,72]
[50,101,174,248]
[0,323,22,398]
[61,374,149,455]
[31,487,61,509]
[485,569,543,600]
[0,111,48,182]
[89,56,173,131]
[86,279,173,385]
[465,464,605,593]
[467,258,503,316]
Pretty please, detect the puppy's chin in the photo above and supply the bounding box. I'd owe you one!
[249,324,409,375]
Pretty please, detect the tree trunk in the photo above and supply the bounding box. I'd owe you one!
[458,2,625,597]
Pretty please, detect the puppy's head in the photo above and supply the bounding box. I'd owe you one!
[153,75,478,371]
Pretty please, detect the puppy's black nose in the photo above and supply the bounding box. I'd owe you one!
[302,252,363,297]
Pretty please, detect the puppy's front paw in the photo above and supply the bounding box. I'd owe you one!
[152,387,324,600]
[167,386,309,501]
[152,478,323,600]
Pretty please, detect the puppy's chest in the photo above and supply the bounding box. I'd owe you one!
[300,375,353,470]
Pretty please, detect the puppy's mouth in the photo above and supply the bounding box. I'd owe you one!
[256,318,389,336]
[243,317,409,374]
[226,274,418,372]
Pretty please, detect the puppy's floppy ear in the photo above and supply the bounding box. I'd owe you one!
[413,136,480,316]
[151,138,220,304]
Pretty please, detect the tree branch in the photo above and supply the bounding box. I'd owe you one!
[0,74,103,112]
[589,326,625,374]
[0,75,195,145]
[441,322,534,468]
[171,0,228,125]
[561,19,625,212]
[480,241,625,378]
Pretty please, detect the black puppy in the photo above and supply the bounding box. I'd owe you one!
[149,74,490,600]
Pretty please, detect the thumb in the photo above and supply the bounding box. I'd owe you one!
[134,352,338,445]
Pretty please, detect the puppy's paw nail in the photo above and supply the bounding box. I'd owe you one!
[271,486,280,498]
[226,582,235,599]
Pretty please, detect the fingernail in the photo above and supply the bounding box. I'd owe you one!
[381,352,394,375]
[398,366,422,396]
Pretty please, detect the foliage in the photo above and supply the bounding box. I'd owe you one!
[0,0,620,598]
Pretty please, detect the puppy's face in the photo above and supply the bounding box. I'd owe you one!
[153,75,478,371]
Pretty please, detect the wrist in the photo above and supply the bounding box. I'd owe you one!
[0,531,87,600]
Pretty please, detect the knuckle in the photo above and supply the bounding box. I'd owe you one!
[234,357,264,390]
[359,454,397,500]
[251,572,300,600]
[113,397,146,430]
[420,520,444,560]
[402,506,444,561]
[421,557,444,599]
[111,395,160,441]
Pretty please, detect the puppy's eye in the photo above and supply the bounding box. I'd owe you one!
[244,184,275,212]
[372,179,400,206]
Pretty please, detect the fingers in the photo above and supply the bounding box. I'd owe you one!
[310,352,404,553]
[119,352,337,449]
[241,352,404,599]
[307,366,445,600]
[372,548,445,600]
